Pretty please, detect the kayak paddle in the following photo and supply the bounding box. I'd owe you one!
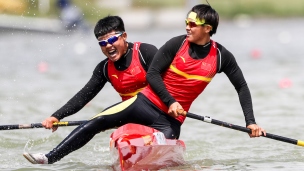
[0,120,86,131]
[184,111,304,147]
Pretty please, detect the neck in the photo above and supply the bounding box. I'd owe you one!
[123,48,130,58]
[122,42,129,57]
[196,37,211,46]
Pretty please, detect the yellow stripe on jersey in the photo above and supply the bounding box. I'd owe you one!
[119,87,146,97]
[169,64,212,82]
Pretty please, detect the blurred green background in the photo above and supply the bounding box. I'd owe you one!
[1,0,304,24]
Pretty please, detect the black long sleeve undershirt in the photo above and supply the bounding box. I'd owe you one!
[51,42,158,120]
[146,35,256,126]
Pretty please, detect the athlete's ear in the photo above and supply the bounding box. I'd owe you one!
[122,32,127,40]
[204,25,213,34]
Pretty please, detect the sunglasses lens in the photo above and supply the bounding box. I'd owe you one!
[108,36,118,44]
[98,33,122,47]
[99,41,107,47]
[189,22,197,27]
[185,20,197,28]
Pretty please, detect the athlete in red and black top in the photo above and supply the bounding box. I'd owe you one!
[39,16,157,127]
[143,35,255,125]
[51,41,156,120]
[24,6,265,165]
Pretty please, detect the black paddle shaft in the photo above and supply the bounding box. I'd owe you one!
[0,121,86,131]
[0,123,43,130]
[186,112,299,146]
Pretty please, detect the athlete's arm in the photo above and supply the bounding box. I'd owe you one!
[217,44,256,126]
[146,35,185,107]
[51,60,108,120]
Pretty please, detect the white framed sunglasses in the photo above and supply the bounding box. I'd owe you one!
[98,32,124,47]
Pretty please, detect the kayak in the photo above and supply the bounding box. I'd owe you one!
[109,123,186,171]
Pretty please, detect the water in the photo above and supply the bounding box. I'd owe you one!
[1,18,304,170]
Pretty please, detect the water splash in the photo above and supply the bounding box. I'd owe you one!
[23,139,35,153]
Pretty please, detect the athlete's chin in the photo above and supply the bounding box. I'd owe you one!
[110,58,119,62]
[186,36,195,43]
[108,55,120,62]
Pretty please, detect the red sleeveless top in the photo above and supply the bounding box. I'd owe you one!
[142,40,218,123]
[108,42,148,101]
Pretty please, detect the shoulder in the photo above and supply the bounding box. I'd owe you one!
[139,42,158,52]
[165,35,186,45]
[160,35,187,52]
[93,59,108,74]
[216,42,230,54]
[215,42,238,73]
[128,42,158,53]
[216,42,235,60]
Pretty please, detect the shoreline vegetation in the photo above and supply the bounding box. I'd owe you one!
[1,0,304,24]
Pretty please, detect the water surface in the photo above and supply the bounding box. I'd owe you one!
[1,18,304,170]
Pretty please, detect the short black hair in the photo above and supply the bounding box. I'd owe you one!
[94,15,125,39]
[189,4,219,36]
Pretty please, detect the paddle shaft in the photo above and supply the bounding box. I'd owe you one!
[186,112,304,147]
[0,120,86,130]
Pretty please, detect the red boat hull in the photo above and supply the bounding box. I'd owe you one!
[110,123,186,171]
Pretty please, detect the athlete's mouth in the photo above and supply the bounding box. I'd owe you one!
[108,49,118,57]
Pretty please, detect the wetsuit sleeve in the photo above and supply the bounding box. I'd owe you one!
[51,60,108,120]
[218,44,256,126]
[146,35,185,107]
[138,43,158,71]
